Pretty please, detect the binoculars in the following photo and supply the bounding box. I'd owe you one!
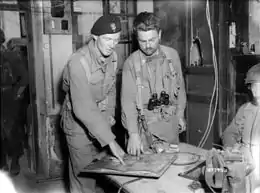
[148,91,170,111]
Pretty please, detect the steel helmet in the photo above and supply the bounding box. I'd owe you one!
[245,63,260,84]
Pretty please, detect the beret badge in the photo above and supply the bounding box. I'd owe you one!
[110,23,116,32]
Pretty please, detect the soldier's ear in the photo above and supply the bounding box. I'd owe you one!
[92,35,98,40]
[158,30,162,41]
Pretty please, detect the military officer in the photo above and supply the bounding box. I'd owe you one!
[121,12,187,155]
[61,15,125,193]
[222,63,260,192]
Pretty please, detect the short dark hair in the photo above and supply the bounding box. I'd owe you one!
[133,12,160,34]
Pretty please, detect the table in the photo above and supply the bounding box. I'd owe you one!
[105,143,208,193]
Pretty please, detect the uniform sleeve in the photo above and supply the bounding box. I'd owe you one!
[221,105,246,148]
[121,59,139,134]
[69,58,115,147]
[173,50,186,118]
[14,60,28,87]
[7,51,28,87]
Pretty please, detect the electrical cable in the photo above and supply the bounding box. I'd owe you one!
[206,179,217,193]
[202,0,219,147]
[202,1,219,146]
[198,0,219,148]
[212,143,226,150]
[198,0,218,147]
[189,0,194,66]
[171,152,201,166]
[117,178,142,193]
[195,4,220,190]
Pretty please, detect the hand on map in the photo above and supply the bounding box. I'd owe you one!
[127,133,144,156]
[109,140,125,165]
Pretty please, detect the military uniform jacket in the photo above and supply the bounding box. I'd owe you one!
[1,49,28,87]
[121,45,186,143]
[222,102,260,191]
[61,39,117,147]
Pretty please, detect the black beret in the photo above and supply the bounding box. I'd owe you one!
[91,15,121,36]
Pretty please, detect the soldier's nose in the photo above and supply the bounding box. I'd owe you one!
[111,41,118,49]
[146,41,151,48]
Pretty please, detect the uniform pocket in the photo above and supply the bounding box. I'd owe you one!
[140,81,150,105]
[66,133,93,151]
[143,109,160,125]
[61,110,87,136]
[149,118,179,144]
[89,70,104,84]
[161,105,177,121]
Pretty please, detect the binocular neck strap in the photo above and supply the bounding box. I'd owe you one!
[146,63,156,95]
[133,57,144,115]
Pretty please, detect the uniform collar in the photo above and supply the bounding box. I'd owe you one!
[139,45,166,65]
[85,38,114,73]
[243,102,260,113]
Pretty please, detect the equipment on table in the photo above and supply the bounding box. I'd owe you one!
[178,148,254,193]
[172,152,201,166]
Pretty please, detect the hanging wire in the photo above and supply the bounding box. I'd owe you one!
[198,0,219,148]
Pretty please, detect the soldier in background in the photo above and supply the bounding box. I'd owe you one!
[0,28,6,170]
[121,12,187,155]
[222,63,260,192]
[0,29,29,176]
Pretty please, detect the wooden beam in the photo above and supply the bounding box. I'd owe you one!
[217,0,230,138]
[184,0,191,144]
[0,2,29,11]
[0,3,19,11]
[102,0,109,15]
[26,0,49,177]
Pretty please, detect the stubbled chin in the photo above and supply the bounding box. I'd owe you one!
[144,51,154,56]
[105,50,112,56]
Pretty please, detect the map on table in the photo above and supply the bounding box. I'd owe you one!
[81,153,178,178]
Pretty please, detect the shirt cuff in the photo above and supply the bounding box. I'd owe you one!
[97,132,116,147]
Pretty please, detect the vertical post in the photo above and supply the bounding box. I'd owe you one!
[217,0,230,139]
[184,0,191,143]
[103,0,109,15]
[26,0,49,177]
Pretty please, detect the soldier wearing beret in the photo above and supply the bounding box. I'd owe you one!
[61,15,125,193]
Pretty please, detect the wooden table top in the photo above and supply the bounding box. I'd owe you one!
[105,143,208,193]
